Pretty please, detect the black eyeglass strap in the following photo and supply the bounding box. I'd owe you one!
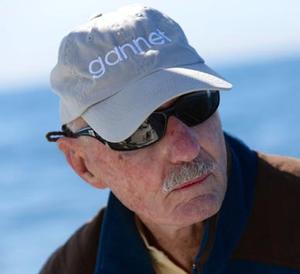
[46,131,67,142]
[46,125,76,142]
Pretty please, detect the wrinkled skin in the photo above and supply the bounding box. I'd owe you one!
[60,111,228,228]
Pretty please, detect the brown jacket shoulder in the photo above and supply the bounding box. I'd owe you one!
[233,153,300,269]
[39,208,105,274]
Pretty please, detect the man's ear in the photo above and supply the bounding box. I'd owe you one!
[57,138,107,189]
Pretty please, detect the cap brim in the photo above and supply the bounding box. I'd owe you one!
[82,62,232,142]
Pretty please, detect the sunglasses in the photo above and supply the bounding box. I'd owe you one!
[46,90,220,151]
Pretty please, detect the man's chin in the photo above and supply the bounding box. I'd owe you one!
[167,194,222,226]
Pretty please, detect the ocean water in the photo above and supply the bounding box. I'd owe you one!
[0,56,299,274]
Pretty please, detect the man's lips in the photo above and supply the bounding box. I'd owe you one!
[174,173,211,190]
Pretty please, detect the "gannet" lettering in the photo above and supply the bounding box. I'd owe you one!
[88,29,172,79]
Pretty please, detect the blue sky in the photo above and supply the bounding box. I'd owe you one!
[1,0,300,89]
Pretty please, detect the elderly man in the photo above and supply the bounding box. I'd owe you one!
[41,4,300,274]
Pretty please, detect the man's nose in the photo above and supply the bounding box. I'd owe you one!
[162,116,201,164]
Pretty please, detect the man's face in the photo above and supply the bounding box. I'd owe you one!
[80,108,227,227]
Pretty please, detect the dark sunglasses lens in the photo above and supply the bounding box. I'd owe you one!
[175,91,220,126]
[109,91,219,151]
[110,113,166,150]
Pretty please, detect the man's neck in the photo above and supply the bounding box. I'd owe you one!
[136,215,205,272]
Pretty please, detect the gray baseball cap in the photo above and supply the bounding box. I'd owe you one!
[51,4,232,142]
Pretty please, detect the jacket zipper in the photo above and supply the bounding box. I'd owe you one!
[192,262,202,274]
[192,263,197,274]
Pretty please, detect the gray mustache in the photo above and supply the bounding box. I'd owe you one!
[163,155,216,192]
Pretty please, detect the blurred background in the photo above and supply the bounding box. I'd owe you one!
[1,0,299,273]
